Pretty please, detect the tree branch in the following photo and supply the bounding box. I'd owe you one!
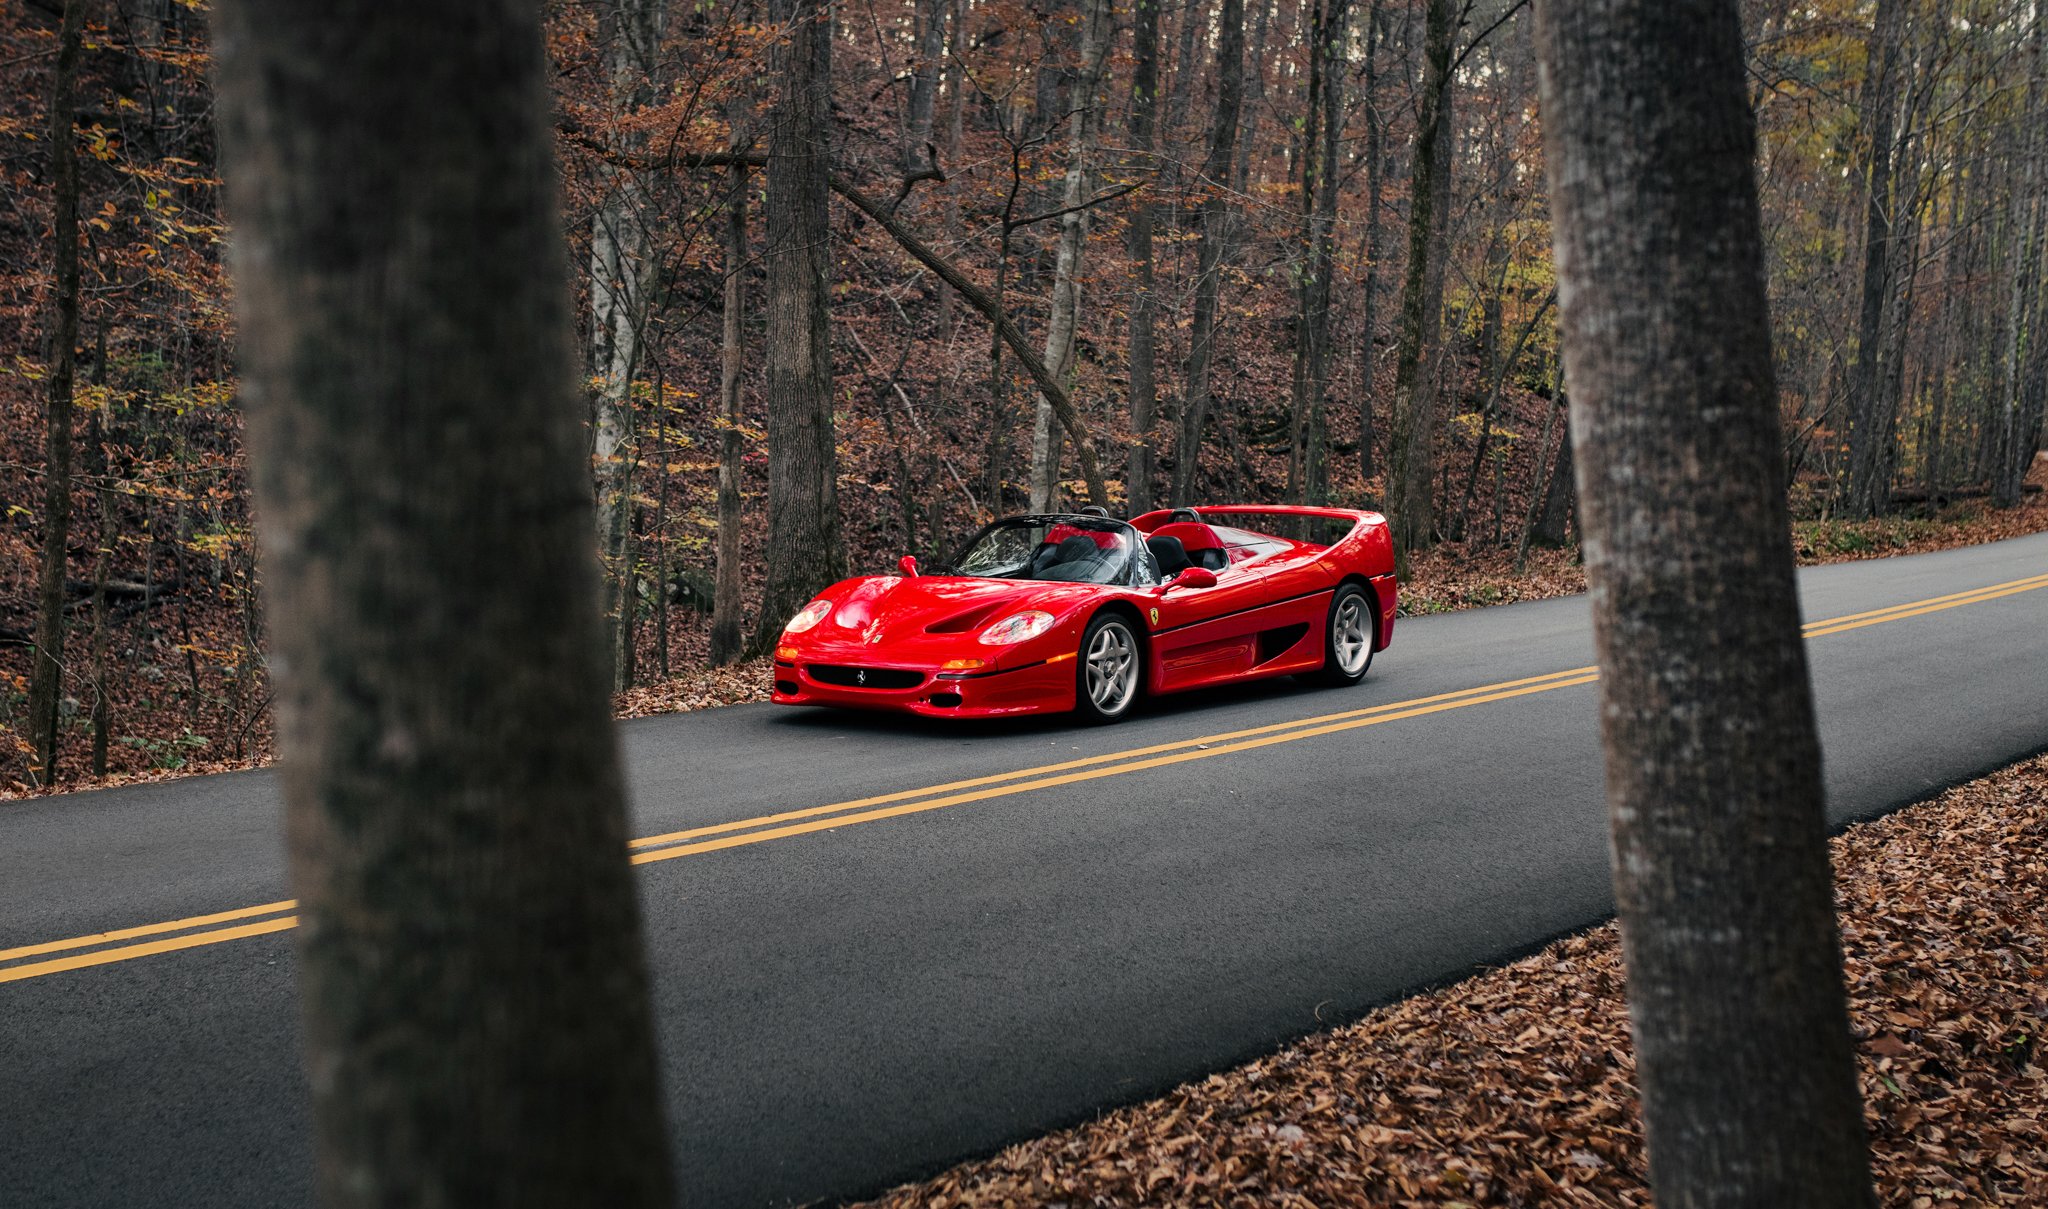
[681,151,1110,507]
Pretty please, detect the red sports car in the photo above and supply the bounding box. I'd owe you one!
[771,505,1397,723]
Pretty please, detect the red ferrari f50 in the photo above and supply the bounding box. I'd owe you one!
[771,505,1397,723]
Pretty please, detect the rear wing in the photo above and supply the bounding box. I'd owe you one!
[1129,504,1384,552]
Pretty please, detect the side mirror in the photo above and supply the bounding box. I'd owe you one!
[898,555,920,577]
[1165,566,1217,592]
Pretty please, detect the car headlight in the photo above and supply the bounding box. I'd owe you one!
[978,610,1054,645]
[783,599,833,635]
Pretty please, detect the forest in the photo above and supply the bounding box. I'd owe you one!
[3,0,2045,790]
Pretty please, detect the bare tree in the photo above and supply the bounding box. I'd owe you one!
[1842,0,1908,517]
[1125,0,1164,516]
[1027,0,1114,511]
[1173,0,1246,502]
[211,0,676,1203]
[25,0,87,785]
[589,0,668,687]
[1533,1,1877,1205]
[711,154,750,666]
[751,0,848,653]
[1386,0,1455,562]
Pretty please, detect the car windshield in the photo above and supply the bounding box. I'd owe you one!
[946,515,1155,586]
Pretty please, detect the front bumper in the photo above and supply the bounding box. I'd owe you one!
[771,654,1076,718]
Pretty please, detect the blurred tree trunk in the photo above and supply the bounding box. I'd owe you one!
[1843,0,1907,518]
[27,0,86,785]
[1028,0,1112,512]
[211,0,675,1204]
[1386,0,1454,566]
[590,0,667,688]
[1532,3,1878,1206]
[1173,0,1245,503]
[711,157,749,666]
[751,0,847,653]
[1125,0,1163,517]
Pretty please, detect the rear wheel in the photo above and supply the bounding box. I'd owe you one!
[1308,583,1374,686]
[1075,613,1142,723]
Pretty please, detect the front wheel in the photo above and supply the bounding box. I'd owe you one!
[1307,583,1374,686]
[1074,613,1142,723]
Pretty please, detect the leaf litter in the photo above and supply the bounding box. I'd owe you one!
[856,754,2048,1208]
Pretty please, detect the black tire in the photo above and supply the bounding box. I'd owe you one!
[1307,583,1374,686]
[1074,613,1143,723]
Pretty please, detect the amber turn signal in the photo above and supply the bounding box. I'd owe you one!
[941,658,986,671]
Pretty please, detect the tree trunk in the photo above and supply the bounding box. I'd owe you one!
[26,0,87,785]
[711,158,749,666]
[1386,0,1455,564]
[903,0,946,180]
[1173,0,1245,503]
[89,328,115,778]
[1994,8,2046,507]
[590,0,667,688]
[1289,0,1347,507]
[1533,397,1575,547]
[1358,0,1384,486]
[1125,0,1163,517]
[1532,3,1878,1206]
[1028,0,1113,512]
[750,0,847,654]
[1843,0,1908,518]
[210,1,675,1204]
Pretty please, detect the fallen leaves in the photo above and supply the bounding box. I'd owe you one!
[858,754,2048,1208]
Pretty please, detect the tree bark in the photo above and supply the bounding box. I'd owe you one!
[1533,395,1575,547]
[26,0,87,785]
[1289,0,1347,507]
[1358,0,1384,485]
[1027,0,1113,512]
[589,0,667,687]
[1173,0,1245,503]
[750,0,847,654]
[1125,0,1163,517]
[210,1,675,1204]
[1843,0,1908,518]
[1386,0,1455,563]
[1994,7,2046,507]
[1532,2,1878,1205]
[710,157,749,666]
[902,0,946,180]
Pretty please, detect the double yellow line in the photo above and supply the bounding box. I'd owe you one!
[5,569,2043,987]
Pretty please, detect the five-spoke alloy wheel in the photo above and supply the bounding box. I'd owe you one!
[1309,583,1375,686]
[1075,613,1142,723]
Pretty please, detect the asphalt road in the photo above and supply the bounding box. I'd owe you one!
[4,532,2046,1207]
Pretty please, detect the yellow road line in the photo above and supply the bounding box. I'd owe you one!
[627,665,1599,851]
[0,916,299,985]
[1803,578,2048,637]
[4,569,2042,985]
[0,899,298,963]
[1795,571,2048,631]
[629,674,1604,867]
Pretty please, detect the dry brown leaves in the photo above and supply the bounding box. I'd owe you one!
[858,755,2048,1209]
[613,656,773,720]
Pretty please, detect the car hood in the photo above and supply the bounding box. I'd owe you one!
[808,575,1106,647]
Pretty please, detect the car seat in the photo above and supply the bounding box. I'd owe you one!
[1150,521,1229,571]
[1146,534,1193,577]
